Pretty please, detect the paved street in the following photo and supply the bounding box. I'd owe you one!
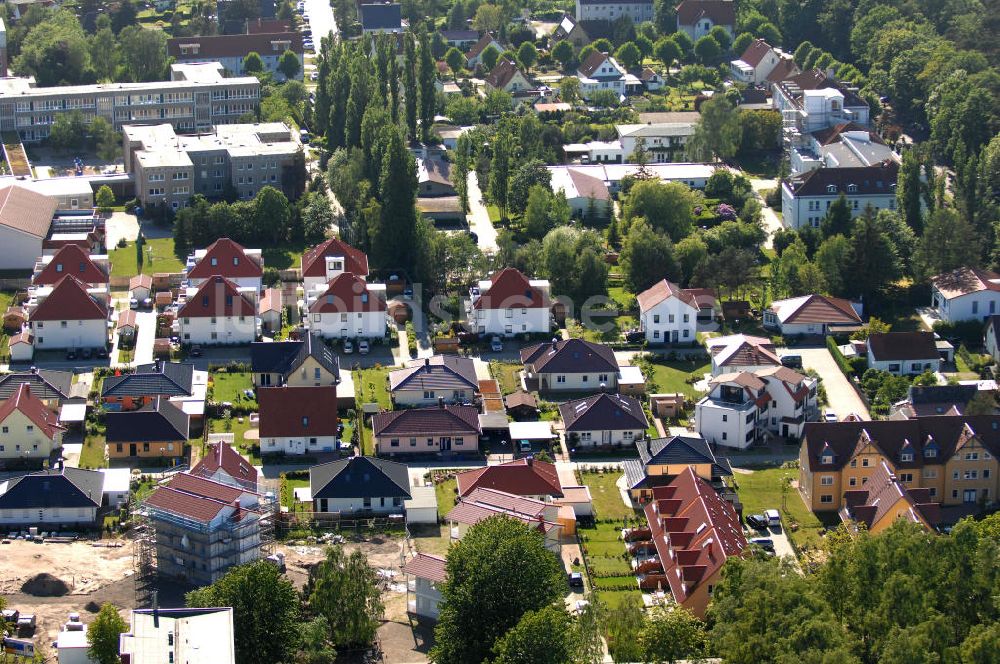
[787,346,870,420]
[305,0,337,43]
[466,172,498,253]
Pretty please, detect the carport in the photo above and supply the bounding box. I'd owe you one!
[508,421,556,442]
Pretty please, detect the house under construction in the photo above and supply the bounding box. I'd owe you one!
[133,471,276,605]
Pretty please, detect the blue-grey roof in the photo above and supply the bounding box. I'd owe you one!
[101,361,194,398]
[105,397,190,443]
[0,467,104,510]
[637,435,732,477]
[389,355,478,393]
[0,370,72,402]
[359,2,401,30]
[310,456,411,500]
[250,333,340,381]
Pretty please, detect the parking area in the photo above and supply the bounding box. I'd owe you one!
[781,346,870,420]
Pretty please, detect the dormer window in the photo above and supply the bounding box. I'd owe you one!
[821,454,833,464]
[900,452,913,462]
[847,184,857,193]
[210,257,218,266]
[233,257,239,265]
[826,184,837,194]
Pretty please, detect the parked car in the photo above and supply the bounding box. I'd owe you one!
[781,353,803,369]
[358,340,370,355]
[189,345,203,357]
[343,340,355,354]
[750,537,775,554]
[490,336,503,352]
[518,440,532,453]
[624,328,645,343]
[824,410,838,422]
[568,572,584,589]
[65,349,77,360]
[745,513,768,530]
[310,71,319,81]
[129,297,139,309]
[765,509,781,528]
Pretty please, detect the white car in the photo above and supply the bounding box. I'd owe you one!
[358,340,370,355]
[310,71,319,81]
[490,336,503,352]
[343,340,354,354]
[823,410,838,422]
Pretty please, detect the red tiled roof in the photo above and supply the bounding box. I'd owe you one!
[309,273,385,313]
[636,279,699,312]
[117,309,137,329]
[130,274,153,290]
[770,294,861,325]
[485,58,524,90]
[931,266,1000,299]
[258,385,338,437]
[765,57,799,83]
[168,31,303,59]
[145,473,247,523]
[33,245,108,286]
[403,553,447,583]
[0,184,56,239]
[841,460,939,530]
[187,238,262,280]
[473,268,547,310]
[192,441,258,487]
[456,458,563,498]
[0,383,64,439]
[30,275,108,321]
[372,404,480,437]
[466,34,501,60]
[301,237,370,278]
[178,276,256,318]
[737,38,772,67]
[675,0,735,27]
[260,288,282,314]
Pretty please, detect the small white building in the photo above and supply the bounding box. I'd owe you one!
[866,332,945,376]
[730,39,787,85]
[764,294,862,336]
[129,274,153,302]
[306,273,387,339]
[576,51,625,100]
[176,276,259,345]
[930,266,1000,323]
[705,334,781,376]
[56,622,97,664]
[26,275,110,351]
[467,268,550,336]
[403,553,446,621]
[790,123,898,176]
[547,162,713,217]
[636,279,700,344]
[8,330,33,362]
[119,607,236,664]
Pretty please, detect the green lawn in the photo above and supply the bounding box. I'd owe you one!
[280,476,310,510]
[262,243,306,270]
[577,470,639,521]
[486,204,501,224]
[411,524,453,557]
[595,589,643,610]
[205,415,259,463]
[78,434,108,469]
[490,361,522,395]
[0,290,14,361]
[644,357,710,398]
[734,466,830,552]
[110,238,185,277]
[435,477,458,519]
[210,372,255,405]
[353,367,392,409]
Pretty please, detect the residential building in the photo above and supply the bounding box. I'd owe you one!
[705,334,781,375]
[301,237,370,292]
[105,397,189,461]
[372,403,481,457]
[25,275,109,351]
[930,266,1000,323]
[250,332,340,388]
[890,384,983,420]
[564,121,700,165]
[359,2,403,33]
[439,29,479,49]
[840,459,940,534]
[576,51,626,99]
[0,467,104,526]
[101,361,196,411]
[763,294,862,335]
[575,0,653,22]
[31,244,109,289]
[547,163,713,216]
[640,67,665,91]
[446,487,562,552]
[624,434,733,500]
[632,467,747,618]
[636,279,700,344]
[560,392,648,448]
[168,29,304,81]
[467,268,551,336]
[403,553,446,620]
[552,14,610,47]
[258,287,282,332]
[124,122,301,209]
[695,366,817,448]
[0,369,71,409]
[21,177,97,211]
[772,69,870,143]
[675,0,735,40]
[0,383,65,464]
[306,273,387,339]
[390,355,478,407]
[190,441,258,490]
[119,607,236,664]
[184,237,264,291]
[465,34,503,67]
[790,122,898,176]
[176,276,259,345]
[456,457,564,500]
[730,39,788,85]
[484,58,532,93]
[310,456,411,514]
[142,472,271,585]
[866,332,945,376]
[781,161,898,229]
[416,155,457,197]
[521,338,620,392]
[798,415,1000,512]
[130,274,153,302]
[0,62,260,143]
[258,385,339,455]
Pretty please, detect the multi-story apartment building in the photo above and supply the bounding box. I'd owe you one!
[0,62,260,143]
[123,122,300,210]
[799,416,1000,513]
[780,161,899,229]
[575,0,653,22]
[467,268,550,337]
[168,29,304,81]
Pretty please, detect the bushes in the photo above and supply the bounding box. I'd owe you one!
[933,319,986,348]
[826,335,856,377]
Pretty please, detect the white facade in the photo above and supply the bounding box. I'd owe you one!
[678,16,733,41]
[9,336,33,362]
[639,298,697,344]
[0,505,96,525]
[261,433,338,455]
[730,48,785,85]
[931,290,1000,324]
[468,305,550,337]
[393,386,476,407]
[177,314,257,345]
[0,410,62,462]
[302,256,353,293]
[408,575,443,620]
[696,397,759,450]
[533,371,617,392]
[308,310,387,339]
[567,428,642,447]
[315,495,405,514]
[780,182,897,229]
[867,353,940,376]
[575,0,653,22]
[29,319,107,350]
[0,225,44,270]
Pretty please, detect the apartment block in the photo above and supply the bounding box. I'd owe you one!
[168,29,304,81]
[0,62,260,142]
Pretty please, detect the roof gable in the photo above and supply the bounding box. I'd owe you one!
[0,467,103,510]
[191,441,258,487]
[560,392,648,432]
[0,383,65,439]
[520,338,618,374]
[33,245,108,286]
[636,279,699,312]
[258,386,339,436]
[309,273,386,313]
[0,184,57,239]
[675,0,735,26]
[178,276,256,318]
[389,355,478,392]
[473,268,547,310]
[187,238,262,280]
[769,294,861,325]
[310,456,411,499]
[30,275,108,321]
[867,332,939,362]
[456,458,563,498]
[105,397,190,443]
[301,237,370,278]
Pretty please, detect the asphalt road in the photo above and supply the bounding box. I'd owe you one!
[305,0,337,43]
[466,172,499,253]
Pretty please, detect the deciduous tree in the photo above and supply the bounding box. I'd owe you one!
[305,546,384,648]
[492,606,574,664]
[87,604,127,664]
[619,221,679,293]
[278,49,301,80]
[639,607,707,664]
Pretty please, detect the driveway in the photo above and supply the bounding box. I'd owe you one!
[466,172,498,253]
[131,309,157,365]
[788,347,870,420]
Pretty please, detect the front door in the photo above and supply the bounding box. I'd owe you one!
[670,330,678,343]
[782,424,789,437]
[964,489,977,503]
[440,437,451,452]
[129,444,137,456]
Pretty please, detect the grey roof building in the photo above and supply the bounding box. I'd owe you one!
[0,467,104,524]
[389,356,478,406]
[310,456,411,514]
[0,369,72,404]
[101,361,195,400]
[106,397,191,444]
[249,333,340,385]
[359,2,403,32]
[624,435,733,495]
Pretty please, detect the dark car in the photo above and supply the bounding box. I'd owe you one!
[189,345,203,357]
[624,328,645,343]
[96,347,109,359]
[750,537,775,553]
[780,354,803,369]
[65,349,78,360]
[568,572,584,589]
[81,348,93,360]
[745,514,768,530]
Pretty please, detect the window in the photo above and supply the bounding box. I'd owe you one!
[985,469,991,479]
[556,375,566,383]
[925,448,937,458]
[302,416,309,427]
[965,452,979,460]
[861,458,870,467]
[900,452,913,462]
[964,470,978,479]
[820,476,833,486]
[850,459,857,468]
[722,414,728,422]
[849,477,857,486]
[820,495,833,504]
[923,468,937,479]
[26,425,33,432]
[821,454,833,464]
[899,473,913,482]
[390,438,399,447]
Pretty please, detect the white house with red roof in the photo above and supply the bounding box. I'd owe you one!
[32,244,110,289]
[258,385,339,455]
[930,266,1000,323]
[176,276,259,345]
[730,39,788,85]
[307,273,387,339]
[764,294,862,335]
[26,275,110,351]
[467,268,551,336]
[300,237,370,293]
[576,51,626,99]
[637,279,700,344]
[445,487,562,552]
[705,334,781,376]
[403,552,446,620]
[0,383,65,463]
[190,441,258,490]
[185,238,263,292]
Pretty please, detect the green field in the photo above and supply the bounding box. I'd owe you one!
[490,361,522,395]
[734,466,832,552]
[578,470,639,521]
[210,371,255,405]
[435,477,459,519]
[262,244,306,270]
[644,357,710,398]
[353,367,392,409]
[110,238,185,276]
[79,434,108,469]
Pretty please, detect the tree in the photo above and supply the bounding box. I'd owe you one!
[253,186,291,244]
[675,235,708,285]
[589,88,620,108]
[87,604,127,664]
[540,226,609,305]
[48,111,88,150]
[552,40,574,69]
[371,128,418,273]
[305,546,384,648]
[694,34,722,64]
[418,31,437,141]
[187,560,300,664]
[472,3,504,33]
[243,50,264,74]
[559,77,580,105]
[732,32,753,56]
[821,194,853,238]
[91,117,120,163]
[431,516,565,664]
[517,41,538,70]
[654,36,682,68]
[897,146,927,232]
[620,221,678,293]
[687,96,740,161]
[278,49,301,80]
[915,207,981,278]
[296,617,337,664]
[489,119,515,221]
[301,192,334,243]
[95,185,115,212]
[815,234,852,297]
[508,159,551,217]
[615,41,642,70]
[445,46,465,77]
[13,9,92,86]
[482,44,501,70]
[403,33,418,139]
[639,607,707,663]
[447,1,466,28]
[847,208,901,300]
[621,180,696,242]
[709,25,732,52]
[492,606,574,664]
[118,25,168,82]
[89,27,118,81]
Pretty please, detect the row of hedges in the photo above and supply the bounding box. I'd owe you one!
[826,335,859,377]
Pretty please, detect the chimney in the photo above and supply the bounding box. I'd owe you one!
[551,337,558,349]
[438,396,444,408]
[425,357,430,367]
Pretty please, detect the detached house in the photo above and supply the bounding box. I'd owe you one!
[705,334,781,376]
[781,161,898,229]
[624,434,733,501]
[730,39,788,85]
[372,403,481,457]
[185,238,263,292]
[576,51,626,99]
[26,275,109,351]
[0,467,105,527]
[0,370,71,409]
[32,244,109,289]
[764,294,861,335]
[840,459,940,534]
[177,276,259,345]
[310,456,411,515]
[866,332,946,376]
[560,392,648,448]
[101,361,196,411]
[250,332,340,388]
[191,441,258,490]
[930,266,1000,323]
[307,273,387,339]
[446,487,562,552]
[258,385,339,455]
[456,457,564,501]
[300,237,370,293]
[390,355,478,407]
[484,58,532,93]
[636,279,700,344]
[521,338,620,392]
[0,383,65,465]
[675,0,734,40]
[465,34,503,67]
[105,397,189,461]
[467,268,550,336]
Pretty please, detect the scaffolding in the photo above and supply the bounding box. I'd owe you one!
[132,509,158,608]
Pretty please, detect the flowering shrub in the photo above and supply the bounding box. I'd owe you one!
[716,203,738,221]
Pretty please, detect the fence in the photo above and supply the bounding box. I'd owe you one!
[277,511,407,534]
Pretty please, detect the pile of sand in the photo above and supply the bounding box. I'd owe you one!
[20,573,71,597]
